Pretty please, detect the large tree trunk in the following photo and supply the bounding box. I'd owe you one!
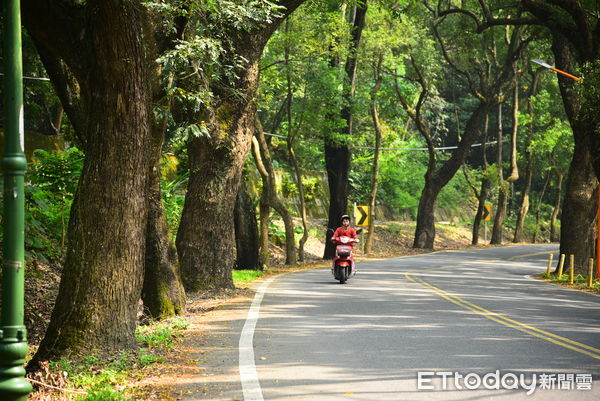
[176,1,305,290]
[25,2,155,362]
[414,101,492,248]
[234,176,261,270]
[550,173,563,242]
[413,179,442,249]
[515,0,599,271]
[412,101,438,250]
[142,157,186,319]
[559,143,598,270]
[176,43,264,291]
[552,33,599,270]
[323,3,368,259]
[176,104,255,290]
[324,145,351,258]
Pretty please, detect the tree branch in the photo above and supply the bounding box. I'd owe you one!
[437,1,540,33]
[258,0,308,41]
[462,165,481,199]
[33,46,87,143]
[437,8,482,27]
[489,26,530,101]
[251,136,269,179]
[22,0,87,73]
[393,75,416,120]
[382,67,419,82]
[477,16,540,32]
[394,55,436,170]
[432,19,484,100]
[522,0,589,58]
[260,54,325,72]
[547,0,591,38]
[409,56,435,155]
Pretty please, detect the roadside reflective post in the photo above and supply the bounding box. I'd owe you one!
[545,253,553,277]
[557,254,566,277]
[568,255,575,284]
[0,0,32,399]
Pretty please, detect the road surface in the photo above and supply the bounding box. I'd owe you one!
[241,245,599,400]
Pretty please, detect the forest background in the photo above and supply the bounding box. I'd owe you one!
[0,0,598,399]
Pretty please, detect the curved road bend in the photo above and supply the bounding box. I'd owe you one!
[248,244,599,400]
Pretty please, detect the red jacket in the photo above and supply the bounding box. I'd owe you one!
[332,226,357,243]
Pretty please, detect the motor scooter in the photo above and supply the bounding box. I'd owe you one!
[328,228,362,284]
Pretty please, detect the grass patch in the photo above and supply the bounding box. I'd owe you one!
[138,350,164,367]
[78,387,128,401]
[538,272,600,294]
[49,352,134,400]
[136,316,190,348]
[39,317,190,400]
[233,269,264,284]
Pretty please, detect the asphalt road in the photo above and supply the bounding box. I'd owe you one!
[247,244,600,400]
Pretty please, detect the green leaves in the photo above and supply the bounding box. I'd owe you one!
[20,148,84,261]
[213,0,285,30]
[160,170,188,238]
[524,86,573,172]
[580,59,600,131]
[29,148,84,195]
[169,122,211,150]
[153,0,288,147]
[136,319,187,348]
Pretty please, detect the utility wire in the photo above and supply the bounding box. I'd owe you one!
[263,131,503,151]
[0,72,51,81]
[352,141,501,151]
[264,132,287,139]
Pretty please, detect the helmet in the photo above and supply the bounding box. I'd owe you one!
[340,215,351,223]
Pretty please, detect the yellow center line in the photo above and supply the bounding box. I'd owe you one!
[507,251,554,260]
[462,259,502,264]
[405,251,600,360]
[420,264,456,272]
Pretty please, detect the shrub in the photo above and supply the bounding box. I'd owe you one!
[21,148,84,261]
[281,172,298,198]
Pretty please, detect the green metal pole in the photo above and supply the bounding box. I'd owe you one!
[1,0,32,399]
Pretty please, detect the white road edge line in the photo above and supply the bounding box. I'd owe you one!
[239,276,276,401]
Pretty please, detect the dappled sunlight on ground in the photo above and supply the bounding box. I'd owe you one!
[138,244,600,401]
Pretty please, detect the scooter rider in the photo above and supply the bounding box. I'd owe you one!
[331,215,357,242]
[331,215,358,272]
